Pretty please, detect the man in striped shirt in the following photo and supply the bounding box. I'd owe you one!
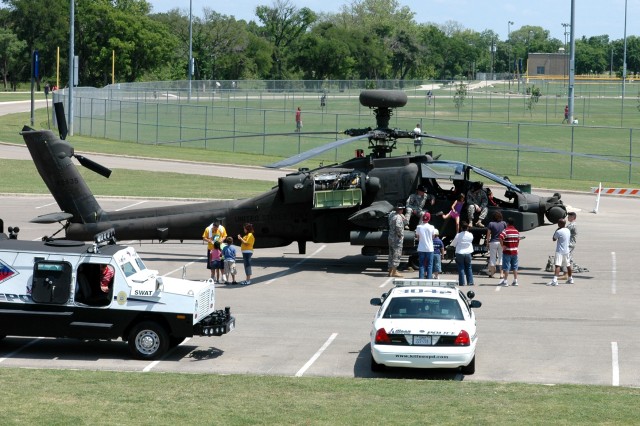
[498,217,520,286]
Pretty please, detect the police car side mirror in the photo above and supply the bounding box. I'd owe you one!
[370,297,382,306]
[470,300,482,308]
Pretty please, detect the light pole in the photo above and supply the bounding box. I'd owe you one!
[562,23,570,88]
[188,0,193,100]
[622,0,628,101]
[568,0,576,124]
[490,37,496,80]
[508,21,514,86]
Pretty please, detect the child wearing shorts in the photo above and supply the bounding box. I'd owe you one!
[209,240,223,283]
[222,236,237,285]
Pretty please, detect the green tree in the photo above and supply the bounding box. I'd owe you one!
[388,28,424,81]
[575,35,610,74]
[75,0,177,86]
[293,23,354,80]
[195,9,252,80]
[3,0,69,83]
[255,0,316,79]
[453,81,467,114]
[0,27,27,89]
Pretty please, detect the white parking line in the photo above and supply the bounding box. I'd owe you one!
[115,201,147,211]
[142,338,191,372]
[380,277,393,288]
[611,341,619,386]
[35,201,57,209]
[611,252,617,295]
[265,245,326,284]
[0,337,43,363]
[295,333,338,377]
[163,258,204,277]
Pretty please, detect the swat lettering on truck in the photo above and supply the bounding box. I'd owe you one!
[0,229,234,360]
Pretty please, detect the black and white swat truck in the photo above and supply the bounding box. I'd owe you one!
[0,226,234,359]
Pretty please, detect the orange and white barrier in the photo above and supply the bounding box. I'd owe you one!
[591,187,640,196]
[590,183,640,214]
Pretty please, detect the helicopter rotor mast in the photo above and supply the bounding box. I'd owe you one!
[343,90,414,158]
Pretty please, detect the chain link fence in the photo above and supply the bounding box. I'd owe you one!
[52,79,640,185]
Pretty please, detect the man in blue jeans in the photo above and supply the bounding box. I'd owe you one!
[415,212,435,279]
[499,217,520,286]
[451,221,474,286]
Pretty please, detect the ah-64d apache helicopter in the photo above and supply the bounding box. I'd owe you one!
[24,90,567,267]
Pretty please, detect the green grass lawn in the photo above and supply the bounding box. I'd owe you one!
[59,84,640,187]
[0,369,637,425]
[0,107,636,196]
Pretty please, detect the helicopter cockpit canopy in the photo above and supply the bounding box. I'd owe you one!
[421,161,523,194]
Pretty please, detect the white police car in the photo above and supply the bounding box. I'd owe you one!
[369,279,481,374]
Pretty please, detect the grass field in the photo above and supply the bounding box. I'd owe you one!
[0,369,638,425]
[60,82,640,187]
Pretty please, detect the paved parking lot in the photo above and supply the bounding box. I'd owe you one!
[0,191,638,386]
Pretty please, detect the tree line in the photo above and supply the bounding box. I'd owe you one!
[0,0,638,89]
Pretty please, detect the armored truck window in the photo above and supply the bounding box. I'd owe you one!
[32,261,72,304]
[76,263,113,307]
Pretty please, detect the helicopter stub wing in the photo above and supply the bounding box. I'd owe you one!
[30,212,74,224]
[348,200,394,229]
[265,134,371,169]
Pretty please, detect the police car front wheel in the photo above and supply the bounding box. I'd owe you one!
[128,321,169,360]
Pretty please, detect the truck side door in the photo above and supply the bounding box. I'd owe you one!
[31,260,72,304]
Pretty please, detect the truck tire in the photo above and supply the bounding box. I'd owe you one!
[128,321,169,360]
[460,355,476,375]
[169,337,186,348]
[371,354,385,372]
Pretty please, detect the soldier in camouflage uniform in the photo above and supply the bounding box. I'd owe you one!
[405,185,434,228]
[388,203,408,277]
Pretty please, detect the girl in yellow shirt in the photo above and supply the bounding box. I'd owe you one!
[237,223,255,285]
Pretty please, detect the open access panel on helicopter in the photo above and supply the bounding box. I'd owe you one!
[0,229,235,359]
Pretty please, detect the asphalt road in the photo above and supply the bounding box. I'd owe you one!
[0,141,288,182]
[0,190,638,386]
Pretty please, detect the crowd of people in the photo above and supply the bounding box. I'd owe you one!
[198,185,578,289]
[388,184,579,288]
[202,220,255,286]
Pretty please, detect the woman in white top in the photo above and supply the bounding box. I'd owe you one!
[451,221,474,286]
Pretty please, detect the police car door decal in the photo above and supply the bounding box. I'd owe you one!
[0,259,18,285]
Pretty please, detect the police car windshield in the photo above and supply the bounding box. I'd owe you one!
[383,297,463,320]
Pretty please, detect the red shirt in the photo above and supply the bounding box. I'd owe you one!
[100,265,115,292]
[499,225,520,255]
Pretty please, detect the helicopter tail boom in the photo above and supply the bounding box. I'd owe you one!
[22,128,105,226]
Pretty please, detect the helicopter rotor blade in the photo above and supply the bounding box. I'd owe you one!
[74,154,112,178]
[421,133,471,145]
[265,133,371,169]
[425,133,636,166]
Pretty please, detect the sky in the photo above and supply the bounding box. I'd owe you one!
[147,0,640,41]
[147,0,637,42]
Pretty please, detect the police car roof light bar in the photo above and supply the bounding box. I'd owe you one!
[392,279,458,289]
